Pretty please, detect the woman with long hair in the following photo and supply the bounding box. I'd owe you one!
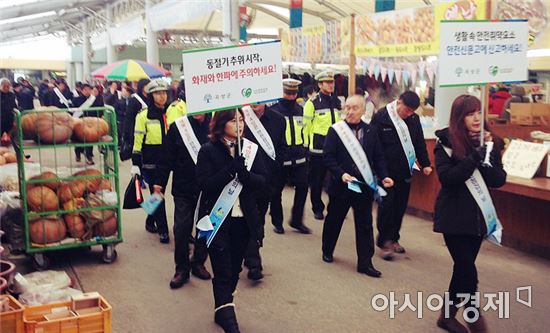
[434,94,506,333]
[196,109,267,333]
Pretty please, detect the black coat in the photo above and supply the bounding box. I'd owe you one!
[44,88,73,108]
[433,128,507,236]
[123,95,146,144]
[154,115,210,199]
[371,106,431,180]
[15,87,35,110]
[1,91,17,134]
[323,121,389,198]
[244,108,286,177]
[71,95,104,117]
[196,140,267,242]
[268,99,307,165]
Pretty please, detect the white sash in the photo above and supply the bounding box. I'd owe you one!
[72,95,96,118]
[132,93,147,109]
[54,87,71,108]
[242,106,276,161]
[442,145,503,245]
[387,100,417,173]
[197,139,258,247]
[174,116,201,165]
[333,121,387,198]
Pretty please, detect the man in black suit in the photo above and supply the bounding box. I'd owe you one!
[322,95,394,278]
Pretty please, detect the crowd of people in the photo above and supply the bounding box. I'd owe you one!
[0,71,506,333]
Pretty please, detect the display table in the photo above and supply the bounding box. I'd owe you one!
[408,137,550,259]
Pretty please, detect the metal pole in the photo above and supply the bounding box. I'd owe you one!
[480,87,485,146]
[236,108,242,155]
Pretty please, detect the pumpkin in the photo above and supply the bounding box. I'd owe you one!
[3,152,17,163]
[27,186,59,212]
[35,111,73,144]
[0,155,5,165]
[29,216,66,244]
[73,169,102,193]
[73,117,109,143]
[81,194,115,225]
[99,179,112,191]
[21,113,38,140]
[29,171,60,191]
[94,215,118,237]
[0,147,9,154]
[63,198,86,239]
[57,181,86,204]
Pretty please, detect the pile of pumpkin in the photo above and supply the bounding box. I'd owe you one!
[21,111,110,144]
[26,169,117,245]
[0,147,17,165]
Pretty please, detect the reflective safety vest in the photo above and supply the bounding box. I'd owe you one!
[284,115,305,146]
[133,108,166,153]
[303,92,341,154]
[268,101,308,166]
[166,99,188,126]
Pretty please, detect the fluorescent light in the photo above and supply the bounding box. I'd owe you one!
[527,49,550,58]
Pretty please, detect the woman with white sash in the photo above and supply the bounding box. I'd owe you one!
[434,95,506,333]
[322,95,394,278]
[196,109,267,333]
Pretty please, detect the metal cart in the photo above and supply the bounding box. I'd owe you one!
[13,107,122,269]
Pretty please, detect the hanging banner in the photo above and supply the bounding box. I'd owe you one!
[495,0,549,50]
[438,20,529,87]
[182,41,283,114]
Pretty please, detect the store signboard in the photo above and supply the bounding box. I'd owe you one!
[502,140,550,179]
[182,41,283,114]
[438,20,529,87]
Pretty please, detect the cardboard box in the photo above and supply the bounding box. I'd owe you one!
[510,103,550,126]
[71,292,101,312]
[537,153,550,178]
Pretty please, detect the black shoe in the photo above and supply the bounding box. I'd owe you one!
[169,271,189,289]
[358,266,382,278]
[313,211,324,220]
[145,222,157,233]
[322,253,333,263]
[75,155,81,163]
[214,306,241,333]
[247,268,264,281]
[159,233,170,243]
[290,223,311,234]
[273,226,285,234]
[191,264,212,280]
[85,158,95,165]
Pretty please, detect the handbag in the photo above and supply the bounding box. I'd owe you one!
[123,174,143,209]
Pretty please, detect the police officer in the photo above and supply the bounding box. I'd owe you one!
[165,81,188,126]
[132,79,170,243]
[371,91,432,260]
[304,70,341,220]
[242,101,286,281]
[322,95,393,278]
[269,79,311,235]
[153,111,212,288]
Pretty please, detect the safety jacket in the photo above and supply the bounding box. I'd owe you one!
[269,99,308,166]
[303,92,341,155]
[166,99,188,126]
[132,103,168,169]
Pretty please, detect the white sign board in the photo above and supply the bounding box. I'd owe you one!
[182,41,283,114]
[438,20,529,87]
[502,140,550,179]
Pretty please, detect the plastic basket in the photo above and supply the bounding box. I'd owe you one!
[23,296,111,333]
[0,294,25,333]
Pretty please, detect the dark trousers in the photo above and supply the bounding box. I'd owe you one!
[75,147,94,159]
[271,164,308,227]
[309,154,327,214]
[144,170,168,234]
[173,197,208,273]
[244,190,270,271]
[444,234,483,313]
[322,193,375,269]
[208,217,250,308]
[376,179,411,247]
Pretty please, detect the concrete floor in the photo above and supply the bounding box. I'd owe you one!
[11,157,550,333]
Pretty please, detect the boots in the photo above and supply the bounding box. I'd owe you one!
[467,315,488,333]
[214,304,241,333]
[436,306,468,333]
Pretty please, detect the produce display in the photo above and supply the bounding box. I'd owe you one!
[0,148,17,165]
[73,117,110,143]
[34,112,73,144]
[29,216,67,244]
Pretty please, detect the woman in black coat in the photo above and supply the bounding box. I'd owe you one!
[434,95,506,333]
[196,109,267,333]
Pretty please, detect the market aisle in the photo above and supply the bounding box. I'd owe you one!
[48,159,550,333]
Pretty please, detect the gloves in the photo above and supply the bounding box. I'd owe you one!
[131,165,141,176]
[237,168,250,183]
[471,146,487,163]
[229,156,246,175]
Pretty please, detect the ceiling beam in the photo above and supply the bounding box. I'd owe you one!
[246,3,289,25]
[0,10,82,32]
[0,23,67,43]
[314,0,348,17]
[0,0,102,21]
[244,0,336,21]
[165,29,278,40]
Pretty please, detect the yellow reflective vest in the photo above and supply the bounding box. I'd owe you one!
[166,99,188,126]
[303,92,342,154]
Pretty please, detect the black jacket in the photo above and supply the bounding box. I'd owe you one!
[123,94,146,143]
[433,128,507,236]
[371,107,431,180]
[196,140,267,242]
[44,88,73,108]
[72,95,104,117]
[155,115,210,199]
[268,99,307,165]
[323,121,389,198]
[15,87,35,110]
[244,108,286,177]
[1,91,17,135]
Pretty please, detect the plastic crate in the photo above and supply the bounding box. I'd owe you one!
[0,294,25,333]
[23,296,111,333]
